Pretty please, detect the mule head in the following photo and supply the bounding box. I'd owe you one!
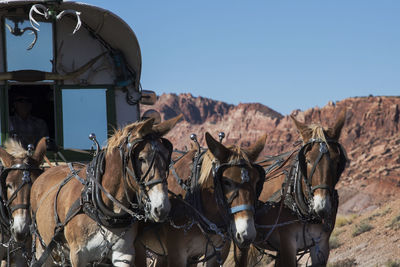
[0,137,46,242]
[130,114,182,222]
[205,132,267,248]
[291,109,347,219]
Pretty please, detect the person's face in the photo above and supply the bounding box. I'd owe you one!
[14,97,32,118]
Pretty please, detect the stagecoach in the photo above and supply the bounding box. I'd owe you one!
[0,0,156,160]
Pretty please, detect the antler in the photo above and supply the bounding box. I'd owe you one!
[56,10,82,34]
[5,22,38,50]
[29,4,82,34]
[29,4,49,31]
[24,27,38,50]
[0,52,106,82]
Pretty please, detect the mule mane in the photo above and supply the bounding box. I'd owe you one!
[4,139,27,159]
[198,146,251,187]
[307,124,328,144]
[106,120,154,155]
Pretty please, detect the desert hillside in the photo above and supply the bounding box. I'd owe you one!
[143,93,400,266]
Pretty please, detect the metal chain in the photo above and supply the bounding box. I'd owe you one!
[95,222,128,265]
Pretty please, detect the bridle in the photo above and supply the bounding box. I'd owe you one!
[295,138,347,219]
[86,133,173,226]
[122,135,173,213]
[0,163,42,228]
[212,160,265,227]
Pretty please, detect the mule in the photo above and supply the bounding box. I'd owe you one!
[30,115,181,266]
[242,109,347,267]
[0,137,47,266]
[135,132,268,267]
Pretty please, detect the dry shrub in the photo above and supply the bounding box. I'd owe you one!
[329,234,341,249]
[336,214,356,227]
[385,259,400,267]
[328,257,357,267]
[387,214,400,230]
[352,220,373,237]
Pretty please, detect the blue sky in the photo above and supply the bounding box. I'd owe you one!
[83,1,399,115]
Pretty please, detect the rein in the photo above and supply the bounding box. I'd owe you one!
[31,134,173,267]
[169,149,265,264]
[255,138,347,249]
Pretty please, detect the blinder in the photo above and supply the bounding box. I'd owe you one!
[213,161,265,215]
[127,136,173,185]
[0,163,42,227]
[298,139,347,186]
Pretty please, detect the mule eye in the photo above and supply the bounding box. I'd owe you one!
[223,179,231,187]
[138,157,145,163]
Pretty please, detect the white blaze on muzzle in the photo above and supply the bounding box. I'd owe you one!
[147,185,171,221]
[313,194,331,214]
[12,213,30,235]
[233,216,256,244]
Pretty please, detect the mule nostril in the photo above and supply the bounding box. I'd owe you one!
[154,207,161,217]
[236,232,243,243]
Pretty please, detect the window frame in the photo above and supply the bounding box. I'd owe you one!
[55,85,116,161]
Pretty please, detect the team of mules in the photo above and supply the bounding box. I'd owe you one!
[0,110,347,266]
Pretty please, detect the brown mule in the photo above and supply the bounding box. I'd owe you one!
[234,109,347,267]
[135,132,268,267]
[0,137,47,266]
[30,115,181,266]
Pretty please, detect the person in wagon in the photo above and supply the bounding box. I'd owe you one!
[8,94,49,148]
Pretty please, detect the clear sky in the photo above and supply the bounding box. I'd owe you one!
[83,0,399,115]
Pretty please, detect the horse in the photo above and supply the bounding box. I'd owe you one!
[0,137,47,266]
[30,115,182,267]
[135,132,268,267]
[242,109,348,267]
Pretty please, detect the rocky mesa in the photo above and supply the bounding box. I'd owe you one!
[142,93,400,213]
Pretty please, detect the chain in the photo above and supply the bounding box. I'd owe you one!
[95,222,128,265]
[168,216,195,233]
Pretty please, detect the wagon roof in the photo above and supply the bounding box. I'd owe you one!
[0,0,142,81]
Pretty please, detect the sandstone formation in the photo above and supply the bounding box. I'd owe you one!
[143,94,400,213]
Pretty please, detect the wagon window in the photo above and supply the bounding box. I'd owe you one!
[62,89,108,149]
[4,18,53,72]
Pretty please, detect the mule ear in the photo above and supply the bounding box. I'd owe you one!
[0,147,14,168]
[327,108,346,140]
[136,118,155,137]
[153,114,183,137]
[245,134,267,162]
[32,137,47,164]
[291,115,311,141]
[205,132,231,162]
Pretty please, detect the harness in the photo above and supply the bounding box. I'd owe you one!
[31,134,173,267]
[169,148,265,265]
[254,138,347,264]
[0,163,42,230]
[0,161,42,267]
[212,160,266,226]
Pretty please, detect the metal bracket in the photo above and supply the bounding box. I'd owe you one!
[190,134,201,154]
[89,133,100,156]
[218,132,225,143]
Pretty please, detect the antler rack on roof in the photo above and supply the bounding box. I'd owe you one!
[0,52,106,82]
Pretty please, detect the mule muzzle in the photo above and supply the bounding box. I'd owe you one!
[232,217,256,248]
[313,194,332,219]
[147,184,171,222]
[150,203,170,222]
[11,223,30,242]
